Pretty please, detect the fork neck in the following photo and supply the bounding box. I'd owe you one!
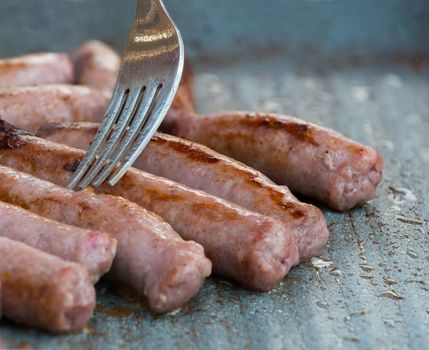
[135,0,165,21]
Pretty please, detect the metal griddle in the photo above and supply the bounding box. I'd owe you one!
[0,1,428,349]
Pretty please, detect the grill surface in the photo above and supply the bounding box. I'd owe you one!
[0,1,428,349]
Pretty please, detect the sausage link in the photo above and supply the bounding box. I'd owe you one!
[72,40,120,93]
[0,237,95,333]
[0,200,116,283]
[0,53,74,87]
[0,84,110,131]
[167,111,384,211]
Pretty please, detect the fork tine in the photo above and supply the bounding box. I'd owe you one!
[108,87,171,186]
[67,87,127,189]
[91,85,159,187]
[77,88,143,188]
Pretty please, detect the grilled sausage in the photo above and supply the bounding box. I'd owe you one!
[72,40,120,93]
[0,122,299,291]
[0,165,211,313]
[0,53,74,87]
[0,84,110,131]
[0,200,116,283]
[0,237,95,333]
[0,80,193,133]
[39,122,328,260]
[166,111,384,211]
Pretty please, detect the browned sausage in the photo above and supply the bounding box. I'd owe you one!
[0,80,193,132]
[0,237,95,333]
[0,165,211,313]
[72,40,120,93]
[39,122,329,261]
[166,111,384,211]
[0,200,116,283]
[0,84,110,131]
[0,122,299,291]
[0,53,74,87]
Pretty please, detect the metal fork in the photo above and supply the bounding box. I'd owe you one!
[67,0,184,189]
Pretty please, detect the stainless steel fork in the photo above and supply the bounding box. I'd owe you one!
[67,0,184,189]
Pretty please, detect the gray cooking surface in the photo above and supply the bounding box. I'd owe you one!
[0,1,428,349]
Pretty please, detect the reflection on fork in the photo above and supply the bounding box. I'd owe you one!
[68,0,184,189]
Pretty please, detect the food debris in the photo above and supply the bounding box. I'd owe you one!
[383,277,398,285]
[359,264,374,273]
[407,250,418,259]
[310,257,334,270]
[388,186,417,203]
[378,290,404,300]
[396,215,423,225]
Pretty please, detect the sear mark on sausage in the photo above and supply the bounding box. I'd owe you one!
[36,122,66,138]
[152,135,220,164]
[0,119,33,149]
[241,113,319,147]
[63,159,81,172]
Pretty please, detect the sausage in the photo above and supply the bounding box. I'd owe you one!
[0,53,74,87]
[0,80,192,133]
[0,165,211,313]
[166,111,384,211]
[0,200,116,283]
[0,122,299,291]
[72,40,120,93]
[39,122,328,260]
[0,237,95,333]
[0,84,110,131]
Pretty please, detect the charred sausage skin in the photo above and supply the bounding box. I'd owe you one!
[39,121,329,261]
[0,122,298,291]
[167,111,384,211]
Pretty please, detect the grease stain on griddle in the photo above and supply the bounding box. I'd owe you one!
[95,303,138,318]
[105,306,137,318]
[16,342,34,350]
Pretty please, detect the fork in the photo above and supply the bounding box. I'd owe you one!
[67,0,184,189]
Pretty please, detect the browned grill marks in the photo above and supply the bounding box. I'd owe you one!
[63,159,81,172]
[153,135,220,164]
[241,114,319,146]
[0,119,32,149]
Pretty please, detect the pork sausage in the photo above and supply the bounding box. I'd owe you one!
[0,84,110,131]
[166,111,384,211]
[0,200,116,283]
[0,81,193,132]
[0,53,74,87]
[0,237,95,333]
[72,40,120,93]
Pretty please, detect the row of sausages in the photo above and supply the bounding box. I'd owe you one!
[0,40,383,333]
